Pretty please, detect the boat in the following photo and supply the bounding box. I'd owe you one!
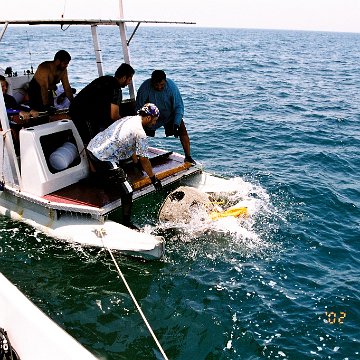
[0,8,202,260]
[0,272,98,359]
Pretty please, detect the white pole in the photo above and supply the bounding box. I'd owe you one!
[0,91,21,187]
[118,0,125,18]
[118,0,136,99]
[91,25,104,77]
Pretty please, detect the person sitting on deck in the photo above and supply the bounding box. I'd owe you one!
[28,50,74,112]
[136,69,196,164]
[1,75,39,122]
[86,103,162,230]
[69,63,135,146]
[1,75,40,154]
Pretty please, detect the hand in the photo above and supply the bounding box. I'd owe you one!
[173,124,180,138]
[45,105,56,115]
[19,111,30,122]
[29,110,39,118]
[150,176,162,191]
[56,93,67,105]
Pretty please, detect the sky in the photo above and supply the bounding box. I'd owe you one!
[1,0,360,33]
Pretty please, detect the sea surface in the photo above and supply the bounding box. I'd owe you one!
[0,26,359,359]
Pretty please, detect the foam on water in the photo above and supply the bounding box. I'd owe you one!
[149,176,281,259]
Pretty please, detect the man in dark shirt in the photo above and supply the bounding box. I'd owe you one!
[69,63,135,145]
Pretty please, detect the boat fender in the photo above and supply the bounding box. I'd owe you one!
[0,327,20,360]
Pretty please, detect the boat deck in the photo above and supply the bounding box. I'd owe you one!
[6,114,201,217]
[41,148,198,213]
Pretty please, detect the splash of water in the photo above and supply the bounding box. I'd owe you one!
[148,176,280,256]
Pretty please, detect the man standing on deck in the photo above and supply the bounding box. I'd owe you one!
[87,103,162,229]
[136,70,195,164]
[69,63,135,146]
[28,50,74,112]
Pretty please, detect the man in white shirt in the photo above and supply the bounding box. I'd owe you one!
[87,103,162,229]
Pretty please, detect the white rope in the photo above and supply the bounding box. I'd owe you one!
[97,228,169,360]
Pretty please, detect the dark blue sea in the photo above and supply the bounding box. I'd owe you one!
[1,26,359,359]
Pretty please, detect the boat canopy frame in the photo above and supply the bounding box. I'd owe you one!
[0,18,195,98]
[0,17,195,188]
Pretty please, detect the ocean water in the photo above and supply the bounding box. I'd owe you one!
[1,25,360,359]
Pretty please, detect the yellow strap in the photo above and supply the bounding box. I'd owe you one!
[209,207,248,221]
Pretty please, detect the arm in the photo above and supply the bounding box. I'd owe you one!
[138,156,162,190]
[34,63,51,107]
[19,109,39,122]
[110,84,121,120]
[135,80,149,110]
[135,134,162,189]
[131,153,138,164]
[138,156,155,178]
[60,70,74,102]
[110,103,121,120]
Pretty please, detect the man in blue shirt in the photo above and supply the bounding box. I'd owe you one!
[136,70,195,164]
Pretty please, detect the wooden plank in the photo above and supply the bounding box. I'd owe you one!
[132,163,191,190]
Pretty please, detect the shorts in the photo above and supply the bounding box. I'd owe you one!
[145,119,185,137]
[28,78,54,110]
[87,151,130,193]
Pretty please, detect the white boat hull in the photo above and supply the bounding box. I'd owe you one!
[0,189,165,259]
[0,273,98,359]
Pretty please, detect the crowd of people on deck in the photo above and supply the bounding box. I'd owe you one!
[1,49,196,229]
